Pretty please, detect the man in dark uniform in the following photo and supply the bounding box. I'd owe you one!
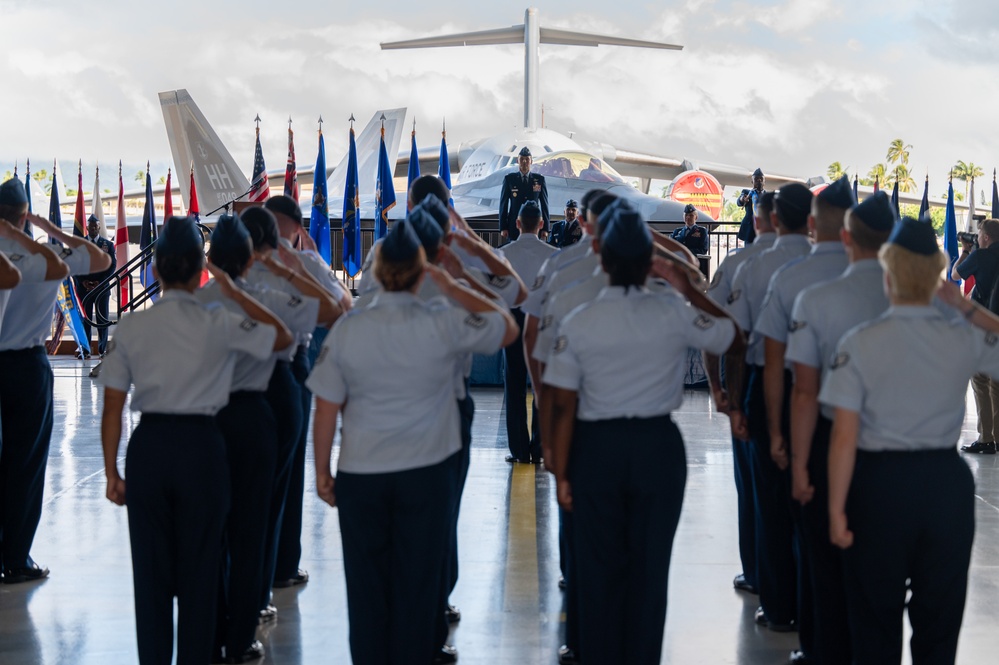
[547,199,583,249]
[737,168,766,244]
[671,204,709,256]
[76,214,117,357]
[499,147,550,242]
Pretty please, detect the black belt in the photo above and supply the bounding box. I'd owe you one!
[141,413,215,425]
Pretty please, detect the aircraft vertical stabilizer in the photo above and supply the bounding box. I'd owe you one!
[326,109,407,211]
[159,89,251,212]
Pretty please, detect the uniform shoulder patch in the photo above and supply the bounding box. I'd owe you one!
[693,314,715,330]
[287,295,303,307]
[316,344,331,365]
[487,274,511,288]
[727,289,742,305]
[553,335,568,354]
[531,275,545,290]
[830,352,850,369]
[464,314,487,329]
[240,319,258,332]
[987,332,998,348]
[540,314,553,331]
[709,269,722,289]
[788,319,806,333]
[60,247,74,259]
[8,253,23,261]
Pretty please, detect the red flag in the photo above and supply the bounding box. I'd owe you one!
[74,161,86,237]
[164,168,174,219]
[115,162,130,308]
[284,119,299,202]
[188,163,200,220]
[873,175,880,194]
[248,120,270,202]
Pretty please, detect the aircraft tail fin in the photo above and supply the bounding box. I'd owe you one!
[159,89,251,213]
[327,109,407,208]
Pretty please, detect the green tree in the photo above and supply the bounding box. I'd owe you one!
[952,161,984,199]
[826,161,847,181]
[862,163,888,187]
[134,169,145,183]
[886,164,917,193]
[2,170,11,181]
[157,176,166,185]
[32,168,51,194]
[886,139,912,166]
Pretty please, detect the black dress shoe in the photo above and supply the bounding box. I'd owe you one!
[961,440,996,454]
[227,641,264,664]
[558,575,567,590]
[505,455,530,463]
[273,568,309,588]
[445,603,461,623]
[2,561,49,584]
[558,645,580,665]
[754,606,768,626]
[788,649,813,664]
[257,604,277,625]
[733,574,758,594]
[431,644,458,663]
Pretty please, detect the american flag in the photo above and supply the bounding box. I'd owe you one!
[248,121,270,202]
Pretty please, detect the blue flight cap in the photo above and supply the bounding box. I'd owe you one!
[0,178,28,206]
[414,193,450,232]
[519,200,542,222]
[156,216,203,258]
[264,195,303,225]
[565,199,578,209]
[774,183,813,230]
[888,216,940,255]
[381,218,422,262]
[518,146,532,157]
[818,175,856,209]
[752,168,764,178]
[683,203,697,214]
[406,205,444,254]
[87,214,99,224]
[211,213,252,253]
[851,191,897,232]
[601,207,652,259]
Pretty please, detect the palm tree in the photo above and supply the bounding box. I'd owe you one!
[887,165,917,193]
[827,161,847,181]
[886,139,913,166]
[134,169,145,183]
[952,160,985,198]
[865,163,888,187]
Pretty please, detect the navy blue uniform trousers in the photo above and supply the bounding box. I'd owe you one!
[570,415,686,665]
[125,414,229,665]
[0,347,53,572]
[800,416,851,665]
[504,309,540,461]
[261,360,303,608]
[275,343,313,581]
[729,360,758,589]
[745,366,798,627]
[214,391,278,658]
[337,453,456,665]
[843,449,974,665]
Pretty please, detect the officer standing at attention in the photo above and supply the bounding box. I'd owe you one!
[76,214,117,357]
[823,217,995,665]
[543,207,743,665]
[0,187,108,584]
[307,217,517,665]
[548,199,583,249]
[736,168,766,243]
[98,216,292,665]
[704,190,777,597]
[499,200,556,463]
[724,184,814,634]
[952,218,999,454]
[671,204,709,256]
[499,147,550,241]
[785,191,897,665]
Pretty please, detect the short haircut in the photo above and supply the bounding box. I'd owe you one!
[208,234,252,280]
[374,241,426,292]
[239,206,280,250]
[600,240,651,289]
[879,242,946,303]
[589,192,619,226]
[519,204,543,233]
[155,241,205,285]
[982,219,999,242]
[0,202,27,224]
[265,195,302,225]
[409,175,450,208]
[811,195,847,237]
[845,209,891,251]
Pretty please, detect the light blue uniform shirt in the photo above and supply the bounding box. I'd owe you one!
[501,233,557,307]
[543,286,735,420]
[0,239,50,333]
[726,234,812,365]
[707,232,776,307]
[0,244,95,351]
[305,291,507,474]
[195,279,319,391]
[98,290,277,414]
[520,236,592,317]
[755,241,848,347]
[819,305,999,451]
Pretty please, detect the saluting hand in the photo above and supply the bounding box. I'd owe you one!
[830,511,854,549]
[316,471,336,508]
[106,474,126,506]
[936,279,966,310]
[206,262,239,299]
[432,249,465,282]
[274,243,307,275]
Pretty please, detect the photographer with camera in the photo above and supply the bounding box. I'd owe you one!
[953,218,999,454]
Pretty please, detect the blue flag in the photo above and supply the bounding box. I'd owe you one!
[139,168,157,291]
[47,169,91,355]
[23,164,33,237]
[919,176,930,219]
[438,126,454,207]
[310,130,331,264]
[407,128,420,193]
[342,126,362,278]
[944,179,959,284]
[890,180,900,220]
[992,171,998,219]
[853,175,858,203]
[375,127,397,240]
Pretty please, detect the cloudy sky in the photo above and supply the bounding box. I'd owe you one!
[2,0,998,200]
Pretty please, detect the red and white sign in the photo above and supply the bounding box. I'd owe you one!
[666,170,724,219]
